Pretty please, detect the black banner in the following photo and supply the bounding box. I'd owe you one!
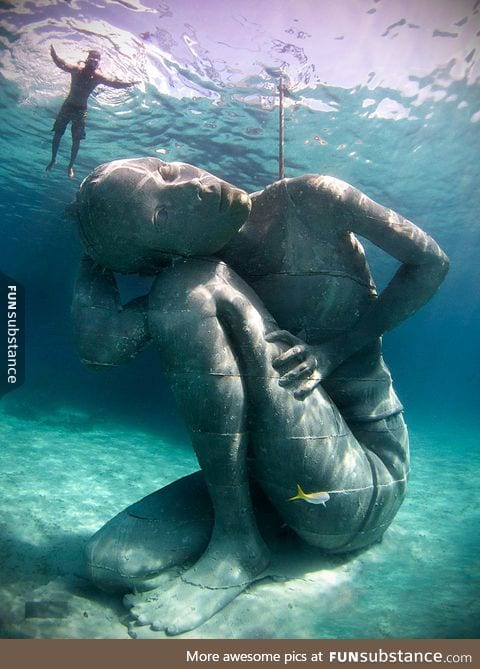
[1,270,25,397]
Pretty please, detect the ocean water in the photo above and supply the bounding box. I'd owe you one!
[0,0,479,639]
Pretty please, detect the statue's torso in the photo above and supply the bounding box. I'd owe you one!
[219,178,402,422]
[220,179,377,345]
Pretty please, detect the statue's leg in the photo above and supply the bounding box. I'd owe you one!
[86,472,280,595]
[126,260,272,634]
[342,412,409,549]
[216,290,409,554]
[85,471,213,594]
[126,258,408,632]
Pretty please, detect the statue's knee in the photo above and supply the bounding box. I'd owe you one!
[85,525,129,594]
[85,513,149,594]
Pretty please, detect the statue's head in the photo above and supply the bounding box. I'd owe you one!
[70,158,251,273]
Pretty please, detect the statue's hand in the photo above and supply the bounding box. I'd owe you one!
[265,330,321,400]
[265,330,349,400]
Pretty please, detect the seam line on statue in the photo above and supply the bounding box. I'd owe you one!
[78,304,120,311]
[327,377,395,382]
[81,359,118,367]
[187,430,351,439]
[244,269,373,287]
[169,372,321,380]
[260,471,409,495]
[295,518,399,539]
[180,576,249,590]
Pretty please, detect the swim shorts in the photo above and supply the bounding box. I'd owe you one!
[53,102,87,140]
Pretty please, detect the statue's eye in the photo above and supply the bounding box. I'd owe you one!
[154,206,168,224]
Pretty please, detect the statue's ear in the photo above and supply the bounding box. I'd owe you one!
[64,201,79,222]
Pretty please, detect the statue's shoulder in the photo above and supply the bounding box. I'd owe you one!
[283,174,355,201]
[246,176,355,244]
[250,174,352,204]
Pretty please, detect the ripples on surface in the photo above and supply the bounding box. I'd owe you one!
[1,0,479,200]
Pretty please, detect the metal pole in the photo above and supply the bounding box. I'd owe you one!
[278,74,285,180]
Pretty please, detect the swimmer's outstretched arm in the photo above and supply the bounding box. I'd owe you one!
[72,255,152,369]
[96,74,141,89]
[49,44,76,73]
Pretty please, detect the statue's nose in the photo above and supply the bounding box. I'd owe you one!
[185,177,221,202]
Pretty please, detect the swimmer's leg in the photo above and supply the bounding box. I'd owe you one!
[46,110,68,172]
[68,118,85,178]
[46,131,63,172]
[67,138,80,178]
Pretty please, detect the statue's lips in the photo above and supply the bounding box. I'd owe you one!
[219,182,232,212]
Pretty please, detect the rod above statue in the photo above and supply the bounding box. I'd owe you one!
[278,74,285,180]
[264,66,287,180]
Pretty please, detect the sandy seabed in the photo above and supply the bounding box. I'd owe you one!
[0,405,478,639]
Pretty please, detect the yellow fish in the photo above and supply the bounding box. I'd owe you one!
[289,483,330,507]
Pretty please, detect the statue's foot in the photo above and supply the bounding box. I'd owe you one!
[45,159,56,172]
[125,539,270,635]
[126,576,247,636]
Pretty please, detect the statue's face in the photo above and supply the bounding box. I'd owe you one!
[75,158,251,273]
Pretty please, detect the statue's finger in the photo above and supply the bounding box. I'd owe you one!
[272,345,305,369]
[265,329,298,345]
[293,378,321,400]
[278,362,310,386]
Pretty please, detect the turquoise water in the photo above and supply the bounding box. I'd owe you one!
[0,0,479,638]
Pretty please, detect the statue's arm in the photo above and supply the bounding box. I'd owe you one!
[72,255,152,370]
[269,175,449,398]
[328,179,450,363]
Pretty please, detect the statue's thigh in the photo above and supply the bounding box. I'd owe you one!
[149,284,246,435]
[252,408,409,554]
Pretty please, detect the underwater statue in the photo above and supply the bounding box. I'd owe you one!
[69,157,449,635]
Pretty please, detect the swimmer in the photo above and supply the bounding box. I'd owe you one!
[46,45,139,178]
